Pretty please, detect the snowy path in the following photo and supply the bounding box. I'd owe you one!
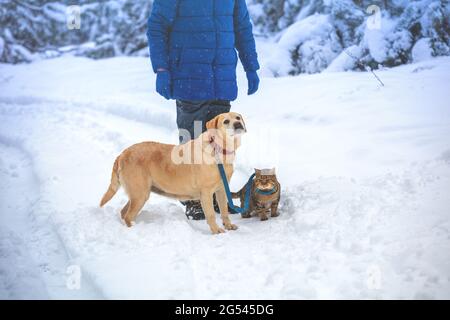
[0,56,450,299]
[0,108,100,299]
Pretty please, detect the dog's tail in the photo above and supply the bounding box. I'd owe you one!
[100,157,120,207]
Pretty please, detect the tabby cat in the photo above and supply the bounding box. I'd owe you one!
[231,168,280,221]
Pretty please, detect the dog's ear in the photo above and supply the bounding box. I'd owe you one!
[239,114,247,132]
[206,116,220,130]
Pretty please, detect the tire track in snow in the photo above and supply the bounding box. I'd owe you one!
[0,142,48,299]
[0,99,176,298]
[0,106,103,299]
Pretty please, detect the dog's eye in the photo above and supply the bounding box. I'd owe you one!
[223,119,230,125]
[236,116,241,120]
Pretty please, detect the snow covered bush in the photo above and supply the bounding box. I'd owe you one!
[255,0,450,75]
[267,14,342,75]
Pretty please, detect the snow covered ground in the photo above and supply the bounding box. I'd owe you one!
[1,45,450,299]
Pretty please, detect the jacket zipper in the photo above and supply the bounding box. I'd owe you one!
[212,0,217,99]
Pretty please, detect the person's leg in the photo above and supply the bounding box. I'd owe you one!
[176,100,231,143]
[204,100,231,131]
[176,100,209,144]
[175,100,231,220]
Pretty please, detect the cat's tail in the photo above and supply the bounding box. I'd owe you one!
[231,186,245,199]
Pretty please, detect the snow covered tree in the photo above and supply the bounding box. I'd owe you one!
[248,0,286,33]
[1,0,449,74]
[255,0,450,75]
[0,0,153,63]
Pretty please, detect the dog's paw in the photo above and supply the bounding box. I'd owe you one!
[124,218,135,227]
[210,226,226,234]
[224,223,238,231]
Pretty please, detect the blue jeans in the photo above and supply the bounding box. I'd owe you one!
[176,100,231,144]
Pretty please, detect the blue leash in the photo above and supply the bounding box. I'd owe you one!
[217,164,255,214]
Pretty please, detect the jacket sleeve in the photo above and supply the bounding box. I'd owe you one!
[147,0,178,73]
[233,0,260,72]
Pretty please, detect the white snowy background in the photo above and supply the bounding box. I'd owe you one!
[1,1,450,299]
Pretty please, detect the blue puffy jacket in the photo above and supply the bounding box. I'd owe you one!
[147,0,260,101]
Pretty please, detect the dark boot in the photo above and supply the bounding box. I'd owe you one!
[184,200,205,220]
[213,194,220,213]
[212,195,237,214]
[212,194,236,215]
[183,196,224,220]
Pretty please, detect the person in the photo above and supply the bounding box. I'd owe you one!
[147,0,260,220]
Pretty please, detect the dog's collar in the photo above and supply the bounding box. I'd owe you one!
[209,136,235,156]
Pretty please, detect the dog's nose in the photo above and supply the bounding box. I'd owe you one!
[233,122,244,130]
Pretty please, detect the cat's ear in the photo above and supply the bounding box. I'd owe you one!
[270,167,276,175]
[255,168,261,175]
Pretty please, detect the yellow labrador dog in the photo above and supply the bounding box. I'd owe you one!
[100,112,246,234]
